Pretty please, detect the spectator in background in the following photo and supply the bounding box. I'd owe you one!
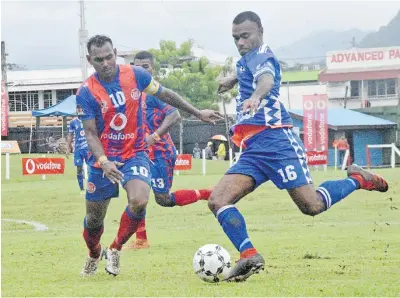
[205,142,213,160]
[334,136,350,165]
[193,143,201,159]
[217,142,226,160]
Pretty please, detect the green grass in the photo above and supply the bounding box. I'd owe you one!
[2,154,400,297]
[281,70,320,83]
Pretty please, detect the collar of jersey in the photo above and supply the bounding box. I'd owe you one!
[95,65,120,84]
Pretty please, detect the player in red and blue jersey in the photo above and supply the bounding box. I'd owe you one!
[209,11,389,282]
[77,35,223,277]
[66,114,89,193]
[124,51,213,250]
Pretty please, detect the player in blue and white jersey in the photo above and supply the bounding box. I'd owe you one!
[66,115,89,193]
[209,11,389,282]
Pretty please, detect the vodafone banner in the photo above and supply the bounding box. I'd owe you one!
[302,95,316,151]
[315,94,328,155]
[1,80,9,136]
[174,154,192,171]
[307,151,328,166]
[303,94,329,166]
[22,158,65,175]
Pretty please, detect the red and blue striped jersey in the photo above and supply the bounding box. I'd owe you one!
[144,94,177,160]
[76,65,162,167]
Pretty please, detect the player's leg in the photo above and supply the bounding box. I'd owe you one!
[153,157,212,207]
[81,170,119,276]
[279,128,389,215]
[77,166,84,191]
[288,165,388,216]
[106,155,151,275]
[208,149,269,282]
[74,150,84,192]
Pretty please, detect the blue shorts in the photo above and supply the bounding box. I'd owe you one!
[74,148,89,167]
[227,127,313,190]
[86,152,151,201]
[150,155,176,194]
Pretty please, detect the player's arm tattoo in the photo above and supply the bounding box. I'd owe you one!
[155,110,181,137]
[82,119,106,160]
[156,88,201,118]
[250,73,274,102]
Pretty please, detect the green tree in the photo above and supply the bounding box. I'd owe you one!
[140,39,231,113]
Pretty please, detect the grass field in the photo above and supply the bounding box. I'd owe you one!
[1,154,400,297]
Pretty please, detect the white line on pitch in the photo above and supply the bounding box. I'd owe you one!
[2,219,49,231]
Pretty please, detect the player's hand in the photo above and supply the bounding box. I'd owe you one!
[65,150,70,159]
[101,161,124,184]
[199,110,224,124]
[145,134,156,146]
[217,76,237,94]
[242,97,262,116]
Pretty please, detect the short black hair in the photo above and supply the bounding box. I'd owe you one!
[134,51,154,63]
[233,11,262,28]
[86,35,113,54]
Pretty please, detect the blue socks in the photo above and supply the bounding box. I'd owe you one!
[77,173,84,191]
[317,177,360,210]
[216,205,254,253]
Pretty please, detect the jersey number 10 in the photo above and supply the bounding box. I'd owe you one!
[109,91,126,108]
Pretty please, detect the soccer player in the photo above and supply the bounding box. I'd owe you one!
[210,11,389,282]
[125,51,213,250]
[77,35,223,276]
[66,113,89,194]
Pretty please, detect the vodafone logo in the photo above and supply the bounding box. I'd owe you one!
[22,158,65,175]
[80,130,85,136]
[316,99,326,110]
[175,158,189,166]
[110,113,127,131]
[303,100,314,110]
[25,159,36,174]
[174,154,192,170]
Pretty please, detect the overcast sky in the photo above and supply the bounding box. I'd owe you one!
[1,0,399,70]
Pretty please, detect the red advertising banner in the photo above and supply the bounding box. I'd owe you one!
[22,158,65,175]
[315,94,328,153]
[306,151,328,166]
[302,95,316,151]
[174,154,192,171]
[1,80,9,136]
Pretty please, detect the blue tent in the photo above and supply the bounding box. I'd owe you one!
[32,95,77,117]
[28,95,77,153]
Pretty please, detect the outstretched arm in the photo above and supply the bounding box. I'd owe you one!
[156,88,224,124]
[242,73,274,114]
[147,110,181,145]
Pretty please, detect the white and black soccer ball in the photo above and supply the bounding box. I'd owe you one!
[193,244,232,283]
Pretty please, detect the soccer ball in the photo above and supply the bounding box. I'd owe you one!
[193,244,232,283]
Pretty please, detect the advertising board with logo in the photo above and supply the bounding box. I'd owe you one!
[174,154,192,171]
[22,158,65,175]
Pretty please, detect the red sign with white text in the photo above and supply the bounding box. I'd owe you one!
[22,158,65,175]
[315,94,328,153]
[306,151,328,166]
[174,154,192,171]
[302,95,316,151]
[1,80,9,136]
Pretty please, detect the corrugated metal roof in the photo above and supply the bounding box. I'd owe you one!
[289,108,397,128]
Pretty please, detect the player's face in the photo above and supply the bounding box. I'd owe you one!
[87,42,117,81]
[134,58,154,75]
[232,20,263,56]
